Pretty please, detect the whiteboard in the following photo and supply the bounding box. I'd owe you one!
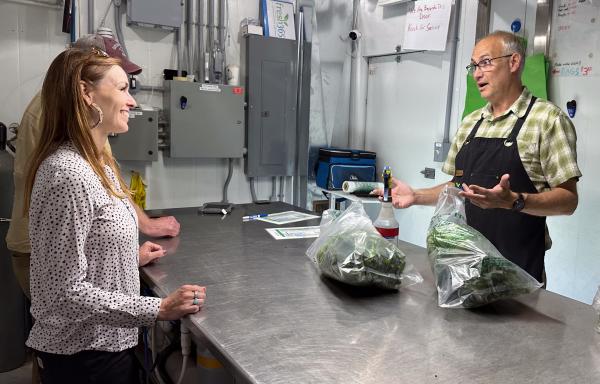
[546,0,600,303]
[549,0,600,77]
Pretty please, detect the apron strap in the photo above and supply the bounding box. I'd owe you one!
[464,116,485,145]
[504,96,538,146]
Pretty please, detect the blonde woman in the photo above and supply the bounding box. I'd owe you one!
[24,48,205,383]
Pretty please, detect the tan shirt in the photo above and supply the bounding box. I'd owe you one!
[6,92,42,253]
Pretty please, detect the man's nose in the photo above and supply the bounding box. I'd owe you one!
[473,66,484,80]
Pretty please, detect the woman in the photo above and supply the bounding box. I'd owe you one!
[23,48,205,383]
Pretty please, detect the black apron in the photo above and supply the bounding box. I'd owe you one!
[453,96,545,282]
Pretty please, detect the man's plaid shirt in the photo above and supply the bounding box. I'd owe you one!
[443,87,582,192]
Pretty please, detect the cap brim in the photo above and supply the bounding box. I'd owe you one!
[122,60,142,75]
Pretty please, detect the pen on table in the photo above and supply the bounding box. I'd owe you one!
[242,214,268,221]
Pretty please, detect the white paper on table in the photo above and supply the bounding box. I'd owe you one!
[257,211,320,225]
[265,226,321,240]
[402,0,452,51]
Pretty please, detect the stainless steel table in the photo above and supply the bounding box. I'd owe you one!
[141,202,600,384]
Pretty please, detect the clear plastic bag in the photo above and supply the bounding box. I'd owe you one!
[593,286,600,333]
[306,201,422,290]
[426,186,542,308]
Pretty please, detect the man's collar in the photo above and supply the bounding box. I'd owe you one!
[480,87,532,121]
[510,87,533,118]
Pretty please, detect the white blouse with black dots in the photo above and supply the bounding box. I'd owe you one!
[26,142,161,355]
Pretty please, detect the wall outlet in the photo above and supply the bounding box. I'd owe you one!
[421,167,435,179]
[434,141,450,162]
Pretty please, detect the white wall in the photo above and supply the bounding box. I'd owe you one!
[0,2,67,125]
[0,0,280,209]
[362,0,475,247]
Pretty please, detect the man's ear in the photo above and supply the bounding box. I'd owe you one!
[509,53,522,74]
[79,80,94,106]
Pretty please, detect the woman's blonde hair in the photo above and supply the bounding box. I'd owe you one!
[24,48,131,212]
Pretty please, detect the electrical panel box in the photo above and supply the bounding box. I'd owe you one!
[108,109,158,162]
[163,81,245,158]
[127,0,183,30]
[242,35,303,177]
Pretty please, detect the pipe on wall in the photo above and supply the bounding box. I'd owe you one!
[216,0,226,83]
[188,0,198,77]
[475,0,491,41]
[177,1,185,72]
[270,177,277,201]
[114,1,129,56]
[88,0,94,34]
[293,9,305,207]
[197,0,206,82]
[348,0,367,150]
[533,0,553,56]
[207,0,215,82]
[441,0,461,144]
[279,176,285,202]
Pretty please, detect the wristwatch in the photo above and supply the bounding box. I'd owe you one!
[512,193,525,212]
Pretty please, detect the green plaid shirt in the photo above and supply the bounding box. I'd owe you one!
[443,88,581,192]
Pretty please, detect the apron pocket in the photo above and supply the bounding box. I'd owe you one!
[468,172,500,189]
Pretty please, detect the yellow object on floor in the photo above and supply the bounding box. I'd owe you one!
[129,171,147,209]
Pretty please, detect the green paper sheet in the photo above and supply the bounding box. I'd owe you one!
[462,53,549,118]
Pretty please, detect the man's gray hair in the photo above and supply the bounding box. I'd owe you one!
[479,31,526,75]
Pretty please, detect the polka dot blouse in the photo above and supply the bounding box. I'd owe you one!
[26,142,161,355]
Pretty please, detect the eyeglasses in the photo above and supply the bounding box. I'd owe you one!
[466,54,513,74]
[90,47,109,58]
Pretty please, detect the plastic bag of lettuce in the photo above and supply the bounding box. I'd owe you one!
[306,201,422,290]
[426,186,542,308]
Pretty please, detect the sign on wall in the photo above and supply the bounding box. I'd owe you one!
[261,0,296,40]
[402,0,452,51]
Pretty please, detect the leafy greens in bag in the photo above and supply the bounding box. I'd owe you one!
[307,202,422,290]
[426,186,542,308]
[316,231,407,289]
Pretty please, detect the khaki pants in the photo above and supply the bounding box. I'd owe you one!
[11,252,31,300]
[11,252,39,384]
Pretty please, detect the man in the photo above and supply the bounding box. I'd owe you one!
[6,34,180,320]
[378,31,581,283]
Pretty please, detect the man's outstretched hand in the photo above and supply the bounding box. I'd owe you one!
[371,177,417,209]
[459,174,516,210]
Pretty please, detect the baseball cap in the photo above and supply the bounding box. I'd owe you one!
[73,34,142,75]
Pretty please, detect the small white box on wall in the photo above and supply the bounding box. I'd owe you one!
[242,24,264,36]
[261,0,296,40]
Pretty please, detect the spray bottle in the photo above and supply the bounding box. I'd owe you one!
[373,166,399,246]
